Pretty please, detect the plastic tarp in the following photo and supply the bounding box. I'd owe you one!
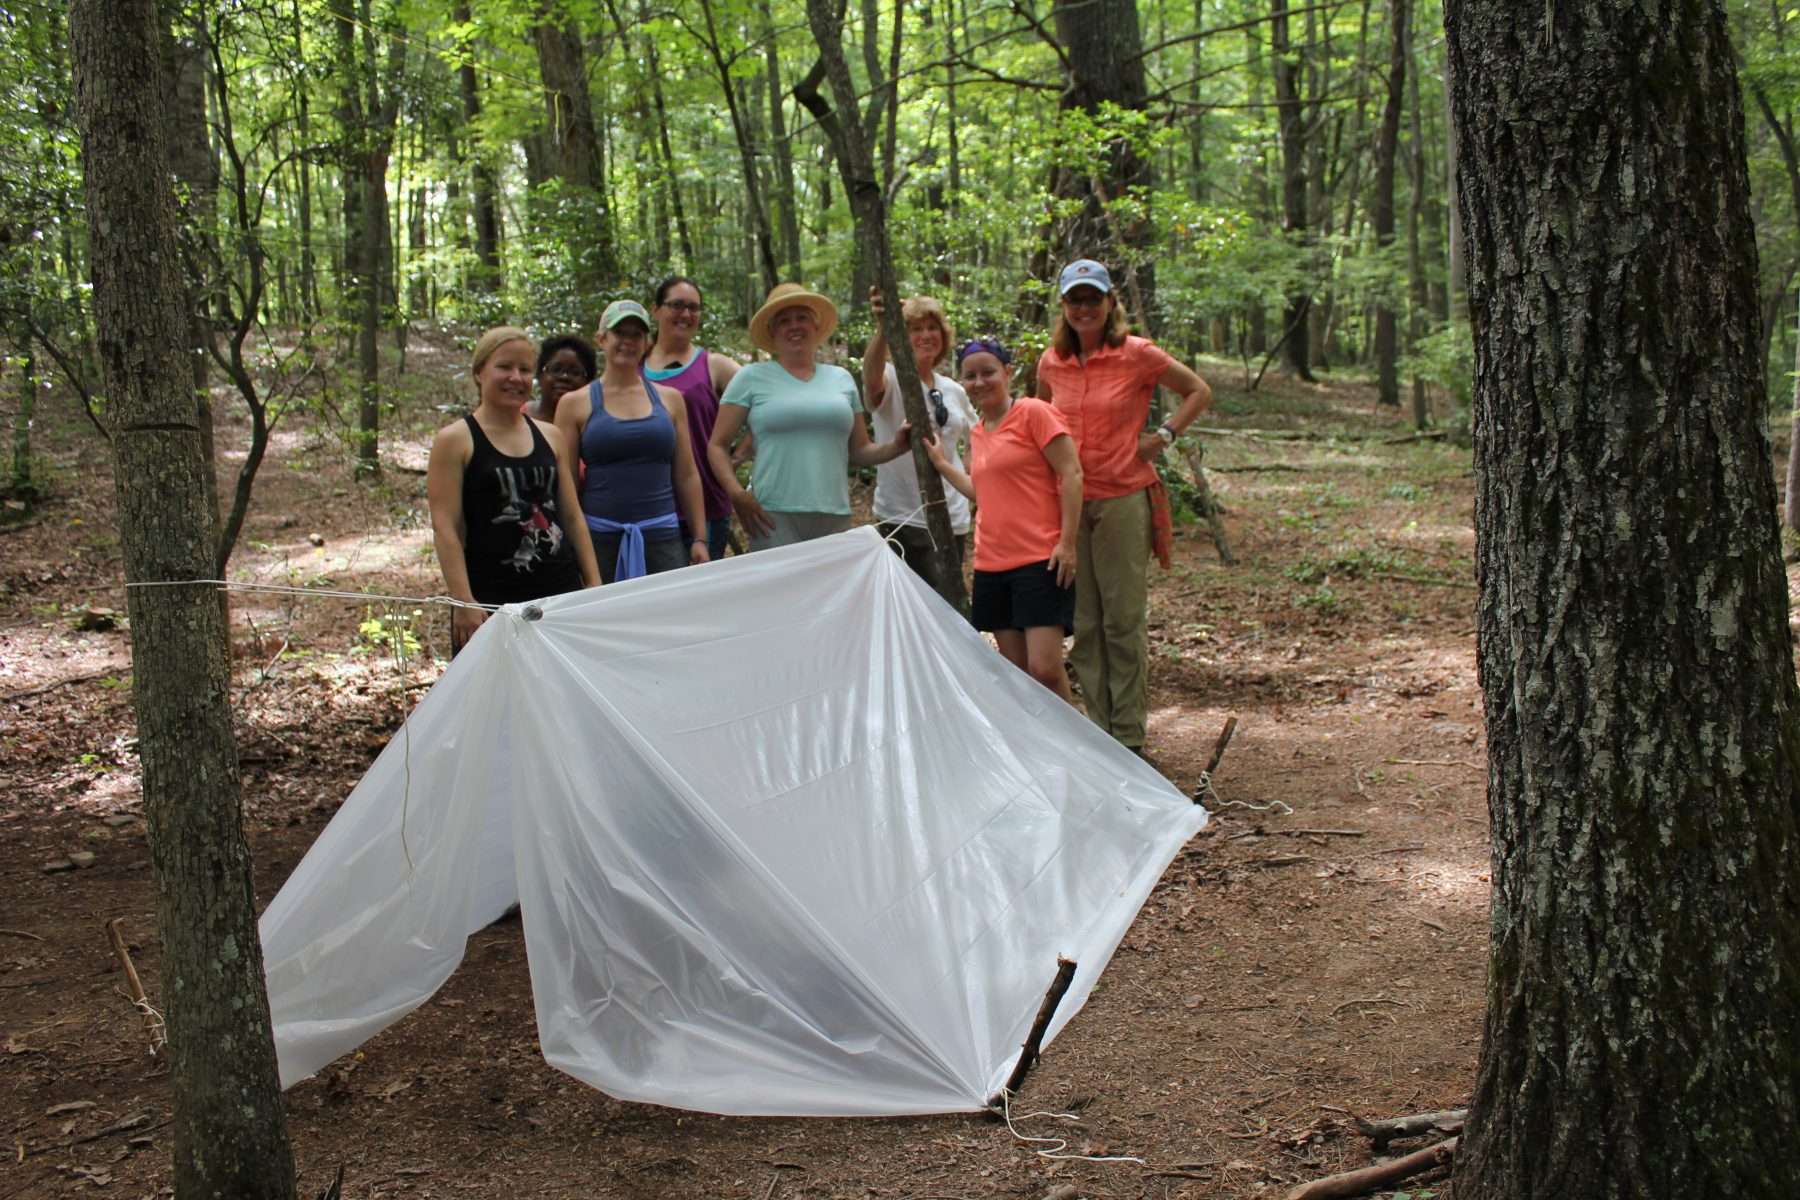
[259,526,1206,1116]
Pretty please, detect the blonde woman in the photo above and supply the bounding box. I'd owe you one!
[427,326,600,652]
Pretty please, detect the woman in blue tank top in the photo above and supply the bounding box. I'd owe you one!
[554,300,710,582]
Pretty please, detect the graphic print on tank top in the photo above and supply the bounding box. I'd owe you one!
[488,463,565,573]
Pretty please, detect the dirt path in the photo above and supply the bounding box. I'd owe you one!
[1,352,1487,1199]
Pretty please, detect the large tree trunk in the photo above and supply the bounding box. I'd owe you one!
[1371,0,1407,407]
[1050,0,1157,328]
[1448,1,1800,1196]
[795,33,967,618]
[533,10,617,292]
[70,2,298,1195]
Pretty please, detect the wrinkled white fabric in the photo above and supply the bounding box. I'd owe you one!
[260,526,1205,1115]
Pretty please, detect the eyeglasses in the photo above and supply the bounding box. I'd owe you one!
[927,388,949,430]
[660,299,701,313]
[542,363,590,380]
[1061,291,1108,308]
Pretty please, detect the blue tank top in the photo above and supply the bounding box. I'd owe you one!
[578,379,680,539]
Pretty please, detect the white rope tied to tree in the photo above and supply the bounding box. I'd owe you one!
[123,578,498,612]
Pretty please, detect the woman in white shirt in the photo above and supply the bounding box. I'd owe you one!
[863,289,974,579]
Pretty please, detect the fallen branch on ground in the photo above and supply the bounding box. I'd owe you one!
[105,918,165,1059]
[1381,430,1448,445]
[0,929,45,941]
[1354,1108,1468,1149]
[1282,1135,1457,1200]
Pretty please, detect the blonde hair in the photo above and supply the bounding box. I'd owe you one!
[470,326,534,377]
[900,296,954,372]
[1051,295,1129,359]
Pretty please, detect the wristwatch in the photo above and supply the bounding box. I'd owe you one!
[1156,423,1178,448]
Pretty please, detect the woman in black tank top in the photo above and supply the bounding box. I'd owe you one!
[427,326,601,652]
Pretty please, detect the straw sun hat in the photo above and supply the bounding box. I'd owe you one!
[748,283,839,353]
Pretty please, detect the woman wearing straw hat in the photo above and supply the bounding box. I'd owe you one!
[555,299,711,582]
[707,282,913,550]
[1036,258,1213,756]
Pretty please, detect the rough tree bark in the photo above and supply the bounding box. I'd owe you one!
[1447,1,1800,1196]
[1051,0,1157,328]
[533,8,617,291]
[70,1,298,1195]
[795,11,968,617]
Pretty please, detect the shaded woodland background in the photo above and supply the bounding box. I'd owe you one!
[3,0,1798,532]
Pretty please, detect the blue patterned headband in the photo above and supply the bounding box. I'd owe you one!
[956,337,1013,367]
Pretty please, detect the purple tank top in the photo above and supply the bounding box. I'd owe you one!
[644,349,731,521]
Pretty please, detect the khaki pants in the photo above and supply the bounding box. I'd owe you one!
[1072,489,1151,749]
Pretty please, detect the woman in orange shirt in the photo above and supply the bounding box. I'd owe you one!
[1036,259,1212,753]
[926,337,1083,703]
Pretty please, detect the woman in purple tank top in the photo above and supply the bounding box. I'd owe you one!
[644,277,743,560]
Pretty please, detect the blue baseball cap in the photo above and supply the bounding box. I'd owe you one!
[1058,259,1113,296]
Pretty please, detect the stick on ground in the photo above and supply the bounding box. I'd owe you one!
[1354,1108,1468,1149]
[1282,1135,1457,1200]
[105,918,164,1059]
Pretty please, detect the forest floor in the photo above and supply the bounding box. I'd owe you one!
[2,331,1492,1200]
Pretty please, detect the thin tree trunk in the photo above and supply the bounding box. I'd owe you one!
[1272,0,1313,379]
[1786,294,1800,536]
[455,1,502,297]
[70,3,297,1194]
[696,0,780,292]
[1404,9,1429,429]
[640,3,695,270]
[1448,1,1800,1195]
[1371,0,1407,407]
[795,46,967,617]
[764,15,802,278]
[11,316,34,495]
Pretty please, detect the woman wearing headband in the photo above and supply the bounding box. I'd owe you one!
[926,337,1082,703]
[1036,258,1212,754]
[863,288,974,579]
[708,282,913,550]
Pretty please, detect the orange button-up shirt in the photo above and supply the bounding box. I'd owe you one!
[1036,335,1173,500]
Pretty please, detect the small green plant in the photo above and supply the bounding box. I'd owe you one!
[1296,583,1343,615]
[1385,481,1428,501]
[356,608,423,659]
[1285,546,1403,585]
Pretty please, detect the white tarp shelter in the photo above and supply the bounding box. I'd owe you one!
[259,527,1206,1117]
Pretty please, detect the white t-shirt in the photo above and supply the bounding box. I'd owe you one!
[868,362,974,533]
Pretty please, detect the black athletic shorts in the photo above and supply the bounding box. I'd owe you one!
[971,560,1075,634]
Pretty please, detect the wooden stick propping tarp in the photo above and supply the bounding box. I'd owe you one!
[988,956,1078,1109]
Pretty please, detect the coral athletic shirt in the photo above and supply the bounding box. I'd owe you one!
[968,398,1071,572]
[1035,335,1173,500]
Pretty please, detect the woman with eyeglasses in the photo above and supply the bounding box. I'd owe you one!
[643,277,742,561]
[863,289,974,580]
[924,337,1083,703]
[555,300,710,582]
[528,333,596,423]
[1035,258,1213,755]
[708,283,912,551]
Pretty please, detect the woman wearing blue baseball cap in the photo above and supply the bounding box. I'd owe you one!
[555,299,711,581]
[1036,258,1213,756]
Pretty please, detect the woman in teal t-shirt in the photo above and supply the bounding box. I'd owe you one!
[707,283,913,551]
